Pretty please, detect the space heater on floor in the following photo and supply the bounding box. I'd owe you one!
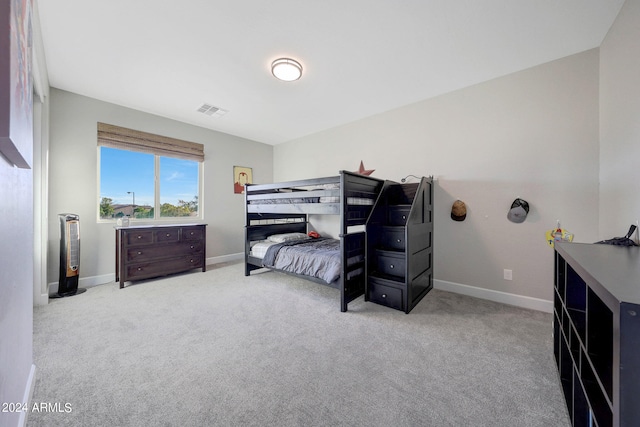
[51,213,86,298]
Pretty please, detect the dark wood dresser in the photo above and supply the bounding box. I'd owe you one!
[115,224,207,288]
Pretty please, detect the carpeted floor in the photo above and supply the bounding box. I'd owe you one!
[29,262,569,426]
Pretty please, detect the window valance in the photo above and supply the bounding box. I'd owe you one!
[97,122,204,162]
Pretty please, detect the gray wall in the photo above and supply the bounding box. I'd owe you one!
[46,89,273,292]
[274,49,601,303]
[600,0,640,239]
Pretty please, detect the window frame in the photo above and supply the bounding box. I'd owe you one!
[97,145,204,224]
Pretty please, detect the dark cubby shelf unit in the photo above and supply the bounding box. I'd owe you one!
[554,242,640,427]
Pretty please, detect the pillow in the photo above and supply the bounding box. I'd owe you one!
[267,232,311,243]
[314,183,340,190]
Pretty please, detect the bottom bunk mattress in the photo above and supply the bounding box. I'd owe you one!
[258,237,362,285]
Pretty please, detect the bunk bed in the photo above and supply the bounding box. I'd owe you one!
[244,171,384,312]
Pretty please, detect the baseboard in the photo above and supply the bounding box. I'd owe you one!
[46,253,245,296]
[206,252,243,265]
[18,364,36,427]
[47,273,114,296]
[433,279,553,313]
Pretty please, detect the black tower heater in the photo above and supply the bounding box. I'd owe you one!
[51,213,86,298]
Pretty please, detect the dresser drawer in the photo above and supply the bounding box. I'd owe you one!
[369,278,404,311]
[387,206,410,226]
[125,230,154,246]
[381,226,405,251]
[156,227,180,243]
[182,226,205,241]
[126,241,203,262]
[376,250,406,279]
[126,256,204,280]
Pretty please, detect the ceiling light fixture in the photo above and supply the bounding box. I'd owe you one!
[271,58,303,81]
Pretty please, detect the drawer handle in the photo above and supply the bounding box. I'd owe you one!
[137,235,142,239]
[190,231,194,235]
[389,264,394,269]
[396,239,402,243]
[382,294,387,298]
[190,245,195,249]
[137,251,142,255]
[137,267,142,271]
[190,259,194,263]
[402,215,406,220]
[166,233,171,237]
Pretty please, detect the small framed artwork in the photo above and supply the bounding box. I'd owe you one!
[233,166,253,194]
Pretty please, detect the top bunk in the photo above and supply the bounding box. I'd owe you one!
[245,171,384,219]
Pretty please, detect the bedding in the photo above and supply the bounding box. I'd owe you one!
[250,241,277,259]
[262,238,342,284]
[267,232,310,243]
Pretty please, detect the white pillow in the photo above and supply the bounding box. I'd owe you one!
[267,232,310,243]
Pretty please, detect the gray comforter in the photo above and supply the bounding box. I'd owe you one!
[262,238,340,284]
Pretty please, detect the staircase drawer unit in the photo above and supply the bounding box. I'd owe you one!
[366,178,433,313]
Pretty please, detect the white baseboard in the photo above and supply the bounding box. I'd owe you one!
[47,273,114,296]
[206,252,243,265]
[18,364,36,427]
[433,279,553,313]
[45,253,245,296]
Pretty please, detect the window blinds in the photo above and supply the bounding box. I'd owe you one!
[97,122,204,162]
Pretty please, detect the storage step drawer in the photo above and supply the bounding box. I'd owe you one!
[369,277,405,311]
[375,249,406,279]
[381,226,406,251]
[387,205,411,226]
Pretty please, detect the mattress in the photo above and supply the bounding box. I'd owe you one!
[250,197,373,205]
[250,241,277,259]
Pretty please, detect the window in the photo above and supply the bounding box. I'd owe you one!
[98,123,203,221]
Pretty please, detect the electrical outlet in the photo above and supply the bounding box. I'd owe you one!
[504,269,513,281]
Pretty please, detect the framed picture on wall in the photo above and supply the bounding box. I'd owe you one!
[0,0,32,169]
[233,166,253,194]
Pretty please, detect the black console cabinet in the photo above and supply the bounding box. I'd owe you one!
[554,242,640,427]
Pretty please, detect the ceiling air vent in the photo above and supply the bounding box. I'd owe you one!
[197,103,228,118]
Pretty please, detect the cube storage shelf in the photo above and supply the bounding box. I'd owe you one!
[554,242,640,427]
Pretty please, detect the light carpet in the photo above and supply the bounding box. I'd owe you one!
[29,262,569,427]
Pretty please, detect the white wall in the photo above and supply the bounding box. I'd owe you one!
[0,1,35,424]
[46,89,273,293]
[600,0,640,240]
[275,50,601,303]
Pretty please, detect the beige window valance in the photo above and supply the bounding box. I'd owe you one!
[97,122,204,162]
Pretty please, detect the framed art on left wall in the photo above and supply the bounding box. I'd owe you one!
[0,0,32,169]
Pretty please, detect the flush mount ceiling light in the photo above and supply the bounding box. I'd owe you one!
[271,58,303,81]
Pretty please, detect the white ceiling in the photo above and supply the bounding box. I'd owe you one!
[36,1,625,145]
